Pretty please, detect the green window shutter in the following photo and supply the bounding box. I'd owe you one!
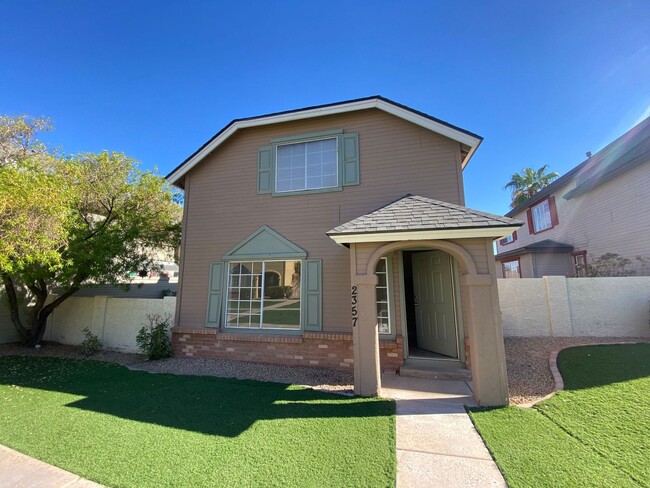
[303,259,322,331]
[257,146,273,193]
[206,261,225,327]
[340,133,359,186]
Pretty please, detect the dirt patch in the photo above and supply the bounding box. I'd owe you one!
[505,336,649,405]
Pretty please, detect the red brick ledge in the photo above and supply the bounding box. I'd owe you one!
[172,327,399,345]
[519,341,644,408]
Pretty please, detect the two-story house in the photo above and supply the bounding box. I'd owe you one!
[166,96,521,406]
[495,116,650,278]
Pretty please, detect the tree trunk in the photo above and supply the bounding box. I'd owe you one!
[2,273,80,346]
[26,285,80,346]
[1,273,31,342]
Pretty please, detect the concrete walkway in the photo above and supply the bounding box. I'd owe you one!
[381,374,507,488]
[0,444,102,488]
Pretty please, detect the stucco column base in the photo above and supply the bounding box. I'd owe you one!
[461,274,509,406]
[351,274,381,397]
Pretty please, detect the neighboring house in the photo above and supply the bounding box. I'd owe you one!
[166,96,521,406]
[496,116,650,278]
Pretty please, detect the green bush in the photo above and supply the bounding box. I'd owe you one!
[136,314,172,360]
[80,327,102,356]
[267,286,293,299]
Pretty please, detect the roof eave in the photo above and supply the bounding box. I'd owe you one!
[166,97,483,186]
[327,225,520,245]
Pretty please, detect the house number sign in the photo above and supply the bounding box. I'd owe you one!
[351,285,358,327]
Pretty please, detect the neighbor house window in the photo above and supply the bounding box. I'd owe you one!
[375,257,392,335]
[528,197,558,234]
[502,258,521,279]
[276,138,338,192]
[499,231,517,246]
[225,260,301,330]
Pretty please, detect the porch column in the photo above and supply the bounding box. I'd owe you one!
[349,242,381,396]
[461,274,509,406]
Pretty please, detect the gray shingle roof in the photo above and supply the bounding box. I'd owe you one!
[327,195,522,235]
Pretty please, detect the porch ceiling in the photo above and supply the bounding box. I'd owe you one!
[327,194,522,244]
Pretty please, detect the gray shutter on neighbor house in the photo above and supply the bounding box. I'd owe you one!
[303,259,322,331]
[206,261,225,327]
[257,146,273,193]
[341,133,359,186]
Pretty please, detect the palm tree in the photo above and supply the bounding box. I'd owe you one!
[504,165,559,209]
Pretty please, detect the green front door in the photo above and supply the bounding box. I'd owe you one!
[411,251,458,358]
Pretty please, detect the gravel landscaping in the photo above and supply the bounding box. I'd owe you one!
[0,342,354,394]
[504,336,649,405]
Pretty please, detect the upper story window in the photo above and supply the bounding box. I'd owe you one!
[276,138,338,192]
[499,231,517,246]
[257,130,359,196]
[527,196,558,234]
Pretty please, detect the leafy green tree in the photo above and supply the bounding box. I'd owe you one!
[0,116,181,346]
[504,165,559,209]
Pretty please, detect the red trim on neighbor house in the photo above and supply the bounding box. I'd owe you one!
[501,257,521,278]
[528,196,559,235]
[549,196,559,226]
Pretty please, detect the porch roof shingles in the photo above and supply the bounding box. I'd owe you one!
[327,194,521,236]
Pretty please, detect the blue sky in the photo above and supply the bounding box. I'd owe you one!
[1,0,648,215]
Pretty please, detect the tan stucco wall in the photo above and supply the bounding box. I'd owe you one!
[499,276,650,337]
[177,108,465,331]
[496,159,650,275]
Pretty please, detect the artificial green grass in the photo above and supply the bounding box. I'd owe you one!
[0,356,395,487]
[470,343,650,488]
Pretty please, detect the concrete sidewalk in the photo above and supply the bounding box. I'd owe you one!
[0,444,102,488]
[381,374,507,488]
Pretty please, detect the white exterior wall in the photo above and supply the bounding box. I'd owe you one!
[499,277,650,337]
[496,159,650,276]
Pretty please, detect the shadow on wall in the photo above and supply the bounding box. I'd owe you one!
[0,356,394,438]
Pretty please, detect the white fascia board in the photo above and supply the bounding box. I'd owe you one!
[328,226,520,245]
[167,98,482,185]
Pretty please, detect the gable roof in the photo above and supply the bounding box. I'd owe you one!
[166,96,483,187]
[327,194,521,244]
[506,115,650,217]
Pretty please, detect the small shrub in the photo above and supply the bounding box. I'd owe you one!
[80,327,102,356]
[137,313,172,360]
[161,288,177,297]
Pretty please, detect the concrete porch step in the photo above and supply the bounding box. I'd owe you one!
[399,362,472,381]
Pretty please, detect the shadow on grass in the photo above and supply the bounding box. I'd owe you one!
[0,356,393,438]
[556,343,650,390]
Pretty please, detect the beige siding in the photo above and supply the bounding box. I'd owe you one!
[178,109,465,331]
[496,158,650,276]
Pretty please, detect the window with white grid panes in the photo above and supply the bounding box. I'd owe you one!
[375,257,391,335]
[276,138,338,192]
[225,260,301,330]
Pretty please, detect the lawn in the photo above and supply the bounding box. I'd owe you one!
[0,356,395,487]
[469,343,650,488]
